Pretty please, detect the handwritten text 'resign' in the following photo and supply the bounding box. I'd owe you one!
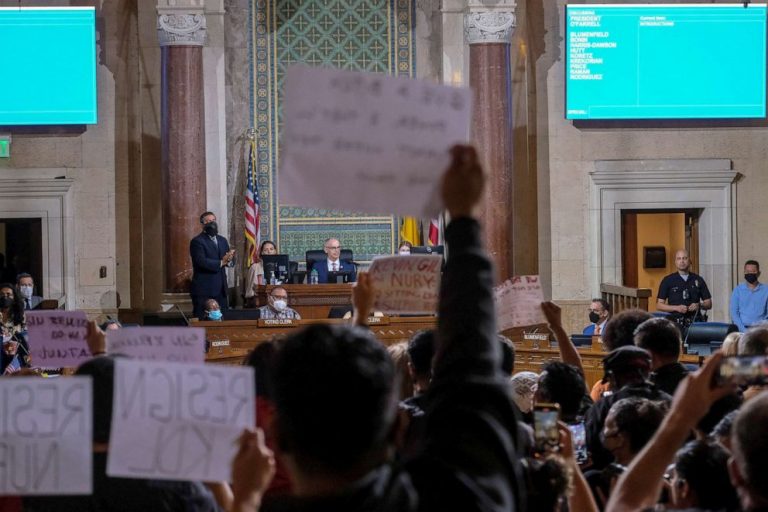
[367,255,442,314]
[494,275,546,331]
[26,310,90,368]
[107,359,255,482]
[280,65,472,218]
[0,377,92,495]
[106,327,206,364]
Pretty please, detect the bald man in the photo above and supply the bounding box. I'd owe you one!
[657,249,712,333]
[310,238,357,283]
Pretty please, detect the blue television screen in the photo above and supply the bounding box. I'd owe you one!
[566,4,767,120]
[0,7,97,125]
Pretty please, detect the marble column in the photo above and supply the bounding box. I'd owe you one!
[158,11,207,292]
[465,8,516,282]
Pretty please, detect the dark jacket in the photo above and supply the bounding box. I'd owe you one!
[263,217,525,512]
[310,259,357,283]
[650,361,689,396]
[189,232,230,318]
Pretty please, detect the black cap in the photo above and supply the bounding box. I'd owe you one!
[602,345,651,383]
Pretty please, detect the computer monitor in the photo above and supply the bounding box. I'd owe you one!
[570,335,594,347]
[261,254,291,283]
[327,271,352,284]
[411,245,444,255]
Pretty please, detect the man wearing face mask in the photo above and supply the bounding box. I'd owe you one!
[190,211,235,320]
[730,259,768,332]
[258,287,301,320]
[16,273,42,310]
[583,298,611,336]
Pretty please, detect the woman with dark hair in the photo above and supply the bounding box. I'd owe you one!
[0,282,29,371]
[244,240,278,305]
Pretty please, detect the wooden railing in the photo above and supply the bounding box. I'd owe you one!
[600,284,652,313]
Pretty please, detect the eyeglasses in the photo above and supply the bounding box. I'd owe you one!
[271,295,288,300]
[325,246,341,250]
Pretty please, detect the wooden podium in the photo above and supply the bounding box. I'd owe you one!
[252,284,353,319]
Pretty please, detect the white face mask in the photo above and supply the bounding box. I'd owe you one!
[272,299,287,311]
[19,285,33,299]
[399,250,410,255]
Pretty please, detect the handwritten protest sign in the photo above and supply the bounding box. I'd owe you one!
[494,275,546,331]
[106,327,205,364]
[367,255,442,314]
[107,359,255,482]
[26,310,90,367]
[281,65,472,217]
[0,377,92,495]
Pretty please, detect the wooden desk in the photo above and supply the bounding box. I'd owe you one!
[253,284,353,319]
[202,317,703,389]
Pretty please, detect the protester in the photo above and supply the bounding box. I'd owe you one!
[634,317,689,395]
[230,145,527,511]
[606,352,738,511]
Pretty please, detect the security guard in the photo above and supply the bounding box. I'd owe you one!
[657,249,712,333]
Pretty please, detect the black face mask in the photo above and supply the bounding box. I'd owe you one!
[0,296,13,309]
[589,311,601,324]
[203,221,218,237]
[745,273,759,284]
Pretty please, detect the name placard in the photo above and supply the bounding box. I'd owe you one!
[258,319,299,328]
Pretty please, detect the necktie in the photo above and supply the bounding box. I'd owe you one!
[333,262,338,272]
[595,324,601,335]
[25,299,30,310]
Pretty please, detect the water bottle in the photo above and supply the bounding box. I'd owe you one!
[310,268,319,285]
[268,271,277,285]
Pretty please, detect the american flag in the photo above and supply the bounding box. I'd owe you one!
[244,139,260,267]
[3,355,21,375]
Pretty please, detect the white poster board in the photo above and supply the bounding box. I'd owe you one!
[107,359,255,482]
[494,275,547,331]
[367,255,442,314]
[281,65,472,217]
[106,327,206,364]
[0,377,92,495]
[26,310,90,368]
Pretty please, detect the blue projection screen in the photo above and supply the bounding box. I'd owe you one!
[0,7,97,125]
[566,4,767,120]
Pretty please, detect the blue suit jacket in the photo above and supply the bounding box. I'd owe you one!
[190,232,230,302]
[583,324,596,335]
[311,259,357,284]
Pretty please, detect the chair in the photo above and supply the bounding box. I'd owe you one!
[305,249,354,272]
[684,322,738,347]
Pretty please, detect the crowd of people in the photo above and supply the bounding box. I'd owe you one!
[3,146,768,512]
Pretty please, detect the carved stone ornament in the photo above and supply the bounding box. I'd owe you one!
[157,13,207,46]
[464,11,516,44]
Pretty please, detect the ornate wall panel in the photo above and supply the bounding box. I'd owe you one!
[251,0,416,262]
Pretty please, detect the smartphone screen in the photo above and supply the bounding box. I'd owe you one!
[534,404,560,453]
[567,422,588,464]
[719,355,768,386]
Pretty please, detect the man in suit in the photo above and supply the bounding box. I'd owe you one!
[311,237,357,283]
[16,273,42,310]
[190,211,235,319]
[583,297,611,336]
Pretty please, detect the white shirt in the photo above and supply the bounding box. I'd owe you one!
[327,258,340,272]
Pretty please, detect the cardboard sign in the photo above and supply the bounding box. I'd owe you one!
[281,65,472,217]
[494,275,547,330]
[367,255,442,314]
[0,377,92,495]
[26,310,90,368]
[106,327,206,364]
[107,359,255,482]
